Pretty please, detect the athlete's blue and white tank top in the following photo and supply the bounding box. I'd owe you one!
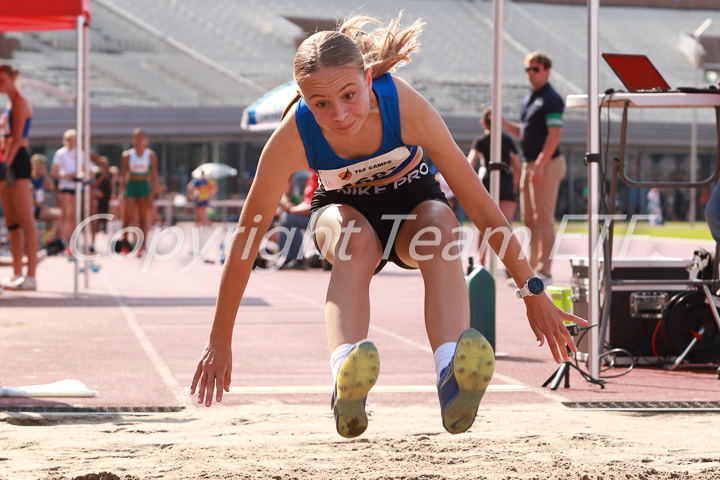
[2,105,32,139]
[31,175,45,204]
[295,73,420,191]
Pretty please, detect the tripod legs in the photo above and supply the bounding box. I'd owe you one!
[542,361,605,390]
[542,362,571,390]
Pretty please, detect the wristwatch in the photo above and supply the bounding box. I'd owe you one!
[516,276,545,299]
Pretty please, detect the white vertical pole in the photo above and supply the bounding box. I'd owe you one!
[489,0,504,278]
[587,0,601,380]
[690,19,712,227]
[83,16,91,288]
[74,15,84,297]
[690,95,697,228]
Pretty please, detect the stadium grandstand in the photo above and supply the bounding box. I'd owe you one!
[3,0,720,217]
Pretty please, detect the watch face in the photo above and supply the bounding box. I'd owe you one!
[527,276,544,295]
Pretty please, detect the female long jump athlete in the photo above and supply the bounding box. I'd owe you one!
[191,14,584,438]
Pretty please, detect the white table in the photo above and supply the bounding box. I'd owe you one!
[567,91,720,109]
[567,92,720,189]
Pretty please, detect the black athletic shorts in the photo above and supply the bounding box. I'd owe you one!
[482,171,517,202]
[308,161,449,273]
[8,147,32,180]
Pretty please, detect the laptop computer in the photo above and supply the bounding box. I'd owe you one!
[602,53,671,93]
[602,52,720,94]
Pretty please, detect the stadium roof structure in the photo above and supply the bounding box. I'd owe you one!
[3,0,720,141]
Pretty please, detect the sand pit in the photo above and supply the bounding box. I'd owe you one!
[2,402,719,480]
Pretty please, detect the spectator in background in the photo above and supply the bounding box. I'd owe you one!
[467,107,520,223]
[118,128,158,256]
[187,172,217,227]
[30,153,60,224]
[502,51,566,286]
[0,64,39,291]
[51,129,80,256]
[51,129,104,256]
[275,170,318,269]
[108,165,120,219]
[90,156,111,252]
[647,188,664,226]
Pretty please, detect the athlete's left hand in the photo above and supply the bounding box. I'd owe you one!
[523,294,587,363]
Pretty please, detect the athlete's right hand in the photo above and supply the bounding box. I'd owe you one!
[190,340,232,407]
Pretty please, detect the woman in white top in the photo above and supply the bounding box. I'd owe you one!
[118,128,158,255]
[51,129,79,253]
[50,128,103,255]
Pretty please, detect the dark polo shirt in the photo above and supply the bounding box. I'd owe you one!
[519,82,564,162]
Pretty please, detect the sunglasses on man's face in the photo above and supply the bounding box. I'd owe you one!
[525,66,542,73]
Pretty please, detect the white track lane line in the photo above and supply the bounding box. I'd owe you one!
[101,272,195,410]
[251,275,569,403]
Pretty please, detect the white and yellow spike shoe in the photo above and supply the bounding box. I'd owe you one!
[437,328,495,434]
[331,340,380,438]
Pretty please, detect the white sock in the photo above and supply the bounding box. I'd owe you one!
[434,342,457,382]
[330,343,356,382]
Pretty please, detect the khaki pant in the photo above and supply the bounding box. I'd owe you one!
[520,155,567,276]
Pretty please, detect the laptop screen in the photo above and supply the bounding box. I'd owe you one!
[602,53,671,92]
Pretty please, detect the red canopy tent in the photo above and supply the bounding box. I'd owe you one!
[0,0,91,295]
[0,1,90,31]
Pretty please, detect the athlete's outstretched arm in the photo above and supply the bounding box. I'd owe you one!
[190,113,309,406]
[395,76,585,363]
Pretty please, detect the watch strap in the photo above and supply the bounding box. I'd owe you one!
[515,285,530,298]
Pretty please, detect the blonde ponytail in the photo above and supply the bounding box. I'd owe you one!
[338,13,423,79]
[294,12,423,85]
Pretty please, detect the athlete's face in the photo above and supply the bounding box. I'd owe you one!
[298,65,372,137]
[33,162,46,177]
[133,132,147,150]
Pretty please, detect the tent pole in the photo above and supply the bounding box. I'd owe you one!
[82,16,91,288]
[587,0,601,380]
[489,0,504,279]
[73,15,84,297]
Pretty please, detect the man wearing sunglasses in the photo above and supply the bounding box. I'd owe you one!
[502,51,566,287]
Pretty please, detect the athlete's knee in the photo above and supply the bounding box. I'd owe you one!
[408,224,456,262]
[335,226,380,262]
[7,223,19,231]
